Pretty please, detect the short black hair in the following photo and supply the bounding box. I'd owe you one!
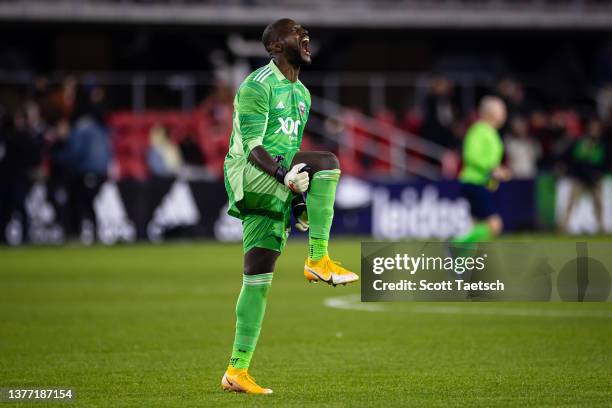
[261,18,295,53]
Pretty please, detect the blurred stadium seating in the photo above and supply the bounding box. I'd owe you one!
[2,0,612,29]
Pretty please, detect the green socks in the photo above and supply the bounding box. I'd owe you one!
[451,222,492,244]
[309,237,328,260]
[229,272,273,369]
[306,169,341,261]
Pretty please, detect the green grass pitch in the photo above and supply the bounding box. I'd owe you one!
[1,236,611,407]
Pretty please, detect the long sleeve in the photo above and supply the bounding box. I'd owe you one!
[235,81,270,154]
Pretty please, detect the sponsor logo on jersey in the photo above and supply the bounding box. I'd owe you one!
[276,101,285,109]
[275,117,301,137]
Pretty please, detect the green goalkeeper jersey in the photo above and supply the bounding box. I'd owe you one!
[224,60,311,220]
[459,120,504,186]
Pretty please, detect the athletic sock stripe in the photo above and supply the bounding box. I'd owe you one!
[314,169,340,177]
[314,169,341,176]
[243,281,273,285]
[243,273,273,280]
[259,70,272,82]
[243,273,274,284]
[243,277,273,283]
[253,67,271,82]
[244,278,273,284]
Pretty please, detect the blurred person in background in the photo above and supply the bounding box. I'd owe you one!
[497,78,528,136]
[497,78,527,118]
[451,96,510,244]
[197,78,235,175]
[532,109,575,171]
[199,78,234,138]
[0,107,44,244]
[47,76,78,125]
[504,115,541,179]
[596,84,612,122]
[44,117,72,235]
[38,76,79,236]
[73,77,108,125]
[147,125,183,177]
[421,76,458,149]
[528,109,551,169]
[547,110,579,165]
[179,133,205,167]
[559,116,609,232]
[62,82,112,243]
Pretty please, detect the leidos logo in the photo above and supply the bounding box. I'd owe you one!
[275,117,301,137]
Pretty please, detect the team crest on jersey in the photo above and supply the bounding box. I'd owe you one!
[298,101,306,118]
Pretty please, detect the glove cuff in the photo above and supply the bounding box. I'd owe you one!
[274,166,288,184]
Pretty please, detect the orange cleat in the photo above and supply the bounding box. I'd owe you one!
[221,367,273,394]
[304,255,359,286]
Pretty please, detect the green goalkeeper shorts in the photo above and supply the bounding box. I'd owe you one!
[236,162,293,254]
[242,212,291,254]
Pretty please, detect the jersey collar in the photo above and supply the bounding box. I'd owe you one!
[268,59,292,83]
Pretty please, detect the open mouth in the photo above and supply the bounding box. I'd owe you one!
[300,37,311,57]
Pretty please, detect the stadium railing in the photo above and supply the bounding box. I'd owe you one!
[308,95,449,180]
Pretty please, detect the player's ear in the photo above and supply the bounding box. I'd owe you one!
[269,41,282,54]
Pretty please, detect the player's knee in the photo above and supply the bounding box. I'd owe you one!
[317,151,339,171]
[487,216,503,236]
[243,249,278,275]
[244,260,275,275]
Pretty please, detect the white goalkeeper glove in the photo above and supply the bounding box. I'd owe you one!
[281,163,310,193]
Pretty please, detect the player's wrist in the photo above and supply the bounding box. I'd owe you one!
[274,166,288,184]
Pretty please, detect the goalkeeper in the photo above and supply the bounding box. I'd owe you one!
[221,18,358,395]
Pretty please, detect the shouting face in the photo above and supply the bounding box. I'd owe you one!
[284,22,311,66]
[264,19,312,66]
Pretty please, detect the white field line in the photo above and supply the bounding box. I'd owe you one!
[323,294,612,318]
[323,295,387,312]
